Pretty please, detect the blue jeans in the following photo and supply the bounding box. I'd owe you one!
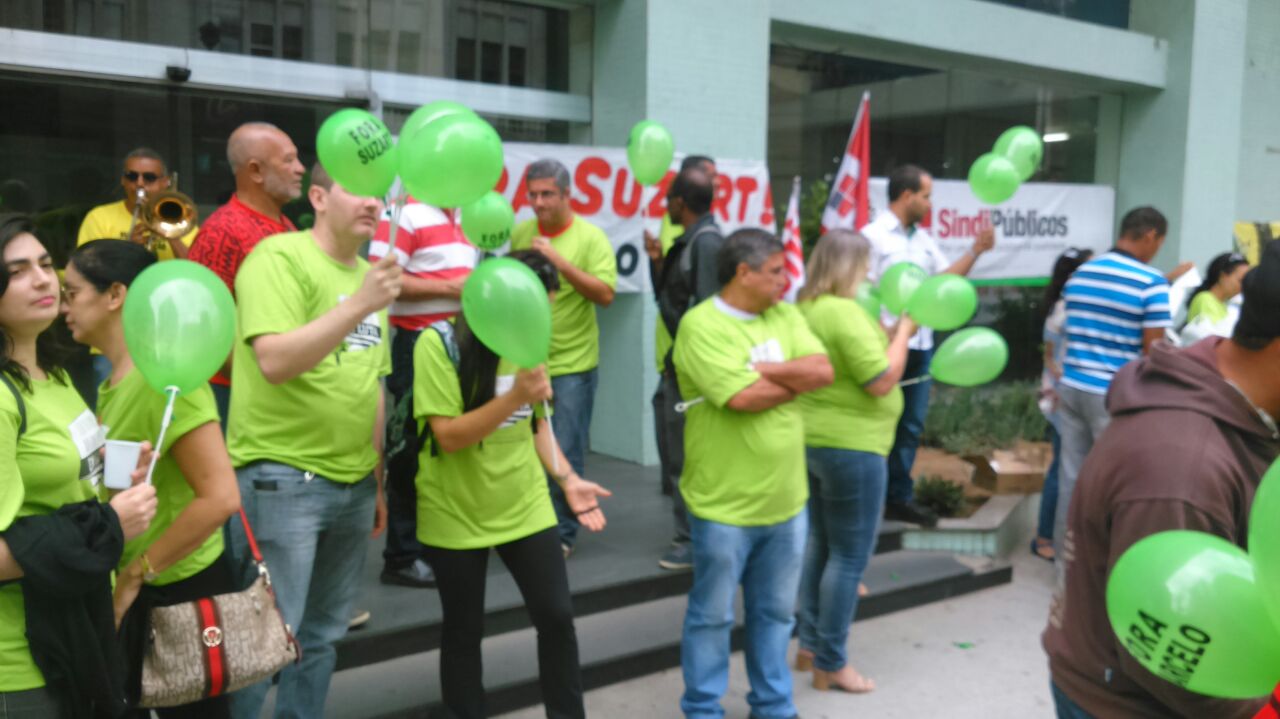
[1051,681,1097,719]
[226,462,375,719]
[796,447,886,672]
[547,368,598,547]
[1037,426,1061,541]
[681,511,807,719]
[886,349,932,505]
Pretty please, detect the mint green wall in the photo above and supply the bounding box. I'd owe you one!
[1236,0,1280,224]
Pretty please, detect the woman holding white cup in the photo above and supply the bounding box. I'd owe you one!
[63,239,240,719]
[0,214,158,718]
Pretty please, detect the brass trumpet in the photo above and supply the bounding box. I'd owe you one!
[138,189,198,253]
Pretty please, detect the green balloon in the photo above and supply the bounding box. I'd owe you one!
[400,113,504,208]
[627,120,675,186]
[461,191,515,251]
[907,274,978,330]
[994,125,1043,182]
[122,260,236,396]
[1107,530,1280,699]
[316,108,398,197]
[930,327,1007,386]
[461,257,551,369]
[401,100,476,142]
[878,262,927,315]
[1247,458,1280,634]
[968,152,1021,205]
[855,283,881,320]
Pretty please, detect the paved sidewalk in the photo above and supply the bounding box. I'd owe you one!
[499,535,1059,719]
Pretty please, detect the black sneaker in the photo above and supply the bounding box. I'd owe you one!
[884,500,939,528]
[380,558,437,588]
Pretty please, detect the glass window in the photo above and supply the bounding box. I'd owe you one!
[978,0,1130,29]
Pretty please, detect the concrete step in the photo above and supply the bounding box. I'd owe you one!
[320,550,1011,718]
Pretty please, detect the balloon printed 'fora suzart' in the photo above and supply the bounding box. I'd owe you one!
[123,261,236,395]
[993,125,1044,182]
[929,327,1007,386]
[967,152,1021,205]
[400,113,504,208]
[1247,458,1280,634]
[878,262,928,316]
[907,274,978,330]
[626,120,675,186]
[315,108,398,198]
[1106,530,1280,699]
[460,191,515,251]
[461,258,552,369]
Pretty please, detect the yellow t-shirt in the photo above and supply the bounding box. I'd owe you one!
[510,216,618,377]
[77,199,198,262]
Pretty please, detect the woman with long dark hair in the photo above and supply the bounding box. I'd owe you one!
[62,239,241,718]
[1185,252,1250,326]
[1033,247,1093,560]
[0,214,157,718]
[415,250,611,719]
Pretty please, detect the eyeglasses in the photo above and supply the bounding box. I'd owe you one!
[123,171,162,183]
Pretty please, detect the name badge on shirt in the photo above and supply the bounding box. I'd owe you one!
[494,375,534,428]
[748,339,785,365]
[69,410,105,486]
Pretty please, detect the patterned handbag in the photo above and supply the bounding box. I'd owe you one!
[139,509,300,708]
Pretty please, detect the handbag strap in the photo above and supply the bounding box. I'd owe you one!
[238,508,265,564]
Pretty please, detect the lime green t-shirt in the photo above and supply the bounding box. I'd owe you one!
[796,295,904,456]
[653,215,684,374]
[673,297,827,527]
[0,374,102,692]
[510,216,618,377]
[228,231,391,482]
[413,329,556,550]
[99,368,222,586]
[1187,291,1228,325]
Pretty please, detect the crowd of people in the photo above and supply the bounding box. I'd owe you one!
[0,117,1276,719]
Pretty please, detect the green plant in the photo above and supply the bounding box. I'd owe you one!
[921,381,1048,456]
[914,475,966,518]
[799,177,831,252]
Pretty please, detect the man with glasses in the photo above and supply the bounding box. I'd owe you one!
[510,158,617,558]
[77,147,198,261]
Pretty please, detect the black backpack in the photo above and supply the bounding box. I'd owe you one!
[0,372,27,437]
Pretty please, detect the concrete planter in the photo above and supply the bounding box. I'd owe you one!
[900,493,1041,558]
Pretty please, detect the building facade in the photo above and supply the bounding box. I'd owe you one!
[0,0,1269,464]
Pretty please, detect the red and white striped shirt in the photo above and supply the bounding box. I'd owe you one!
[369,199,478,331]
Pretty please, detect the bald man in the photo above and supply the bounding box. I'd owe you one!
[189,122,306,424]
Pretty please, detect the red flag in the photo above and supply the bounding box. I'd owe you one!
[821,91,870,234]
[781,176,804,303]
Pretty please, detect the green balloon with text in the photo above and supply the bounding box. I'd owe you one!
[929,327,1007,386]
[123,260,236,396]
[907,274,978,330]
[461,257,551,369]
[878,262,927,316]
[316,108,398,197]
[461,191,515,251]
[968,152,1021,205]
[626,120,675,186]
[1107,530,1280,699]
[994,125,1043,182]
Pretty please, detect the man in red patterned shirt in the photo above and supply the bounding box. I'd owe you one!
[369,196,478,587]
[189,121,305,426]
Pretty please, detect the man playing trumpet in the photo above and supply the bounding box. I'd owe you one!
[77,147,199,260]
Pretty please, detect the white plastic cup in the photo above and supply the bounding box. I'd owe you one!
[103,439,143,490]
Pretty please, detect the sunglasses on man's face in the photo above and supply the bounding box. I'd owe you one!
[123,171,162,183]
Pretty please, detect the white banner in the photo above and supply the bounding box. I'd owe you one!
[494,143,775,292]
[868,177,1116,282]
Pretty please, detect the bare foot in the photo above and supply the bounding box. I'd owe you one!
[794,648,814,671]
[813,665,876,693]
[1032,537,1055,561]
[858,582,869,597]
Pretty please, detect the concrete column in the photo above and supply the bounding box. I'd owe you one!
[589,0,770,465]
[1118,0,1247,270]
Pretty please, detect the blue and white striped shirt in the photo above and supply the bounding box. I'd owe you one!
[1061,251,1171,395]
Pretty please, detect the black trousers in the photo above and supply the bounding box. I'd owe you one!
[384,328,427,568]
[423,527,584,719]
